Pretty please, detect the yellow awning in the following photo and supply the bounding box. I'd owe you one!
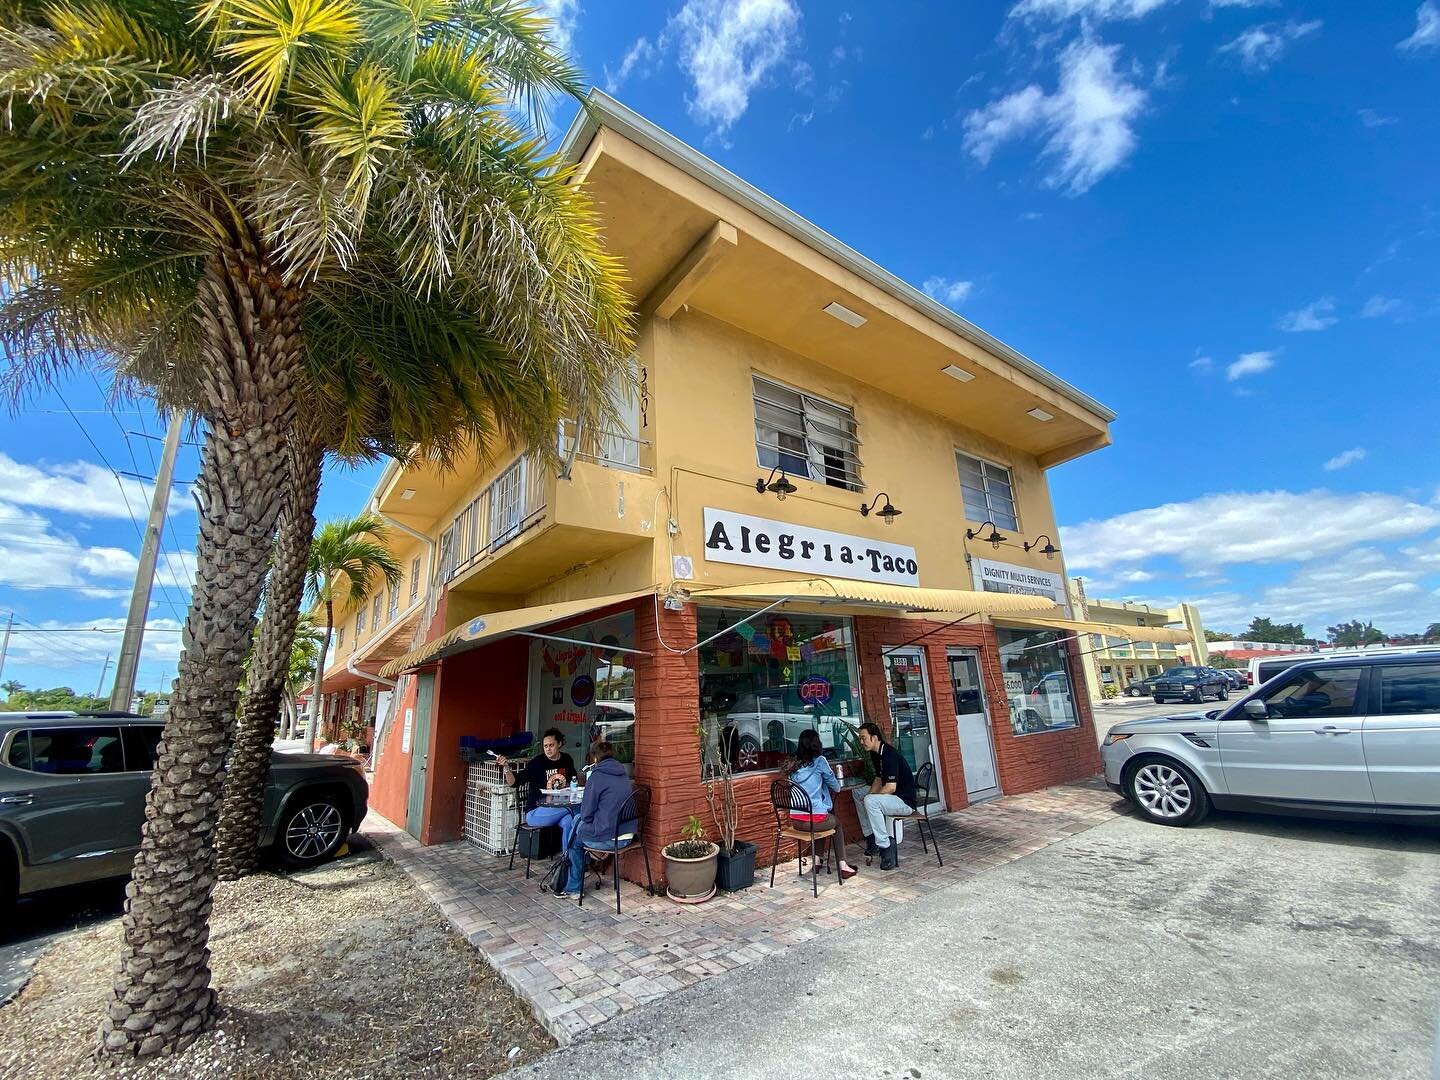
[687,577,1056,615]
[378,589,654,679]
[993,612,1192,644]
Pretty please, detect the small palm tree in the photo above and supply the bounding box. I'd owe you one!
[0,680,22,699]
[304,513,402,750]
[284,614,325,738]
[0,0,630,1054]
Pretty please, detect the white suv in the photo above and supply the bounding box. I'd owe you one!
[1102,654,1440,827]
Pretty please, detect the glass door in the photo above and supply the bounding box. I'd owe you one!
[882,647,943,810]
[947,649,1000,801]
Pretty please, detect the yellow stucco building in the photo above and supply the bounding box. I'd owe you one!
[309,93,1187,856]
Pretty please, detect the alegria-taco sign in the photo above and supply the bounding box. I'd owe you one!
[701,508,920,587]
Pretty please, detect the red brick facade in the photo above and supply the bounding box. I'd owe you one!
[377,596,1103,885]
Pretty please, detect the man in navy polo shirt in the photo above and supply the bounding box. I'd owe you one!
[850,721,917,870]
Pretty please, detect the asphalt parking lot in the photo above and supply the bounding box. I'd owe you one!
[518,809,1440,1080]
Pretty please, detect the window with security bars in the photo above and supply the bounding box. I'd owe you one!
[955,451,1018,531]
[372,595,383,631]
[356,605,367,634]
[489,458,525,547]
[409,557,421,602]
[752,375,861,492]
[387,587,399,621]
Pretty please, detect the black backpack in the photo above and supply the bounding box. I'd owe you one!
[539,853,569,895]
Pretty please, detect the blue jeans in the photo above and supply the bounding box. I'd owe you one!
[851,788,914,848]
[566,831,628,894]
[526,805,576,850]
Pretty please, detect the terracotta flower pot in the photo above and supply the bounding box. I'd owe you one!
[662,841,718,903]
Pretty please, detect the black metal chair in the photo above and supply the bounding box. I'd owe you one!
[866,761,943,868]
[579,784,656,914]
[768,778,844,898]
[507,783,560,879]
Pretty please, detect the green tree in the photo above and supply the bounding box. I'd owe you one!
[1,679,22,699]
[7,685,106,710]
[1203,629,1233,643]
[1424,622,1440,643]
[1208,654,1241,669]
[0,0,629,1055]
[1327,620,1386,646]
[1240,617,1309,645]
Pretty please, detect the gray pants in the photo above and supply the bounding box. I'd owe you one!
[851,788,913,849]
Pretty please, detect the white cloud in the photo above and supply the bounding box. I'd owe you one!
[532,0,581,58]
[922,277,975,306]
[1061,490,1440,573]
[1009,0,1174,19]
[0,451,177,521]
[1209,0,1276,7]
[1361,295,1404,318]
[1322,447,1367,472]
[1277,296,1337,332]
[1358,108,1398,128]
[0,500,138,599]
[1218,20,1322,71]
[1399,2,1440,52]
[605,36,658,93]
[963,36,1147,195]
[1189,355,1215,373]
[1225,349,1276,381]
[4,615,185,675]
[671,0,803,134]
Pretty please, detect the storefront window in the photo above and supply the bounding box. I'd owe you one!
[528,612,636,766]
[995,627,1080,736]
[697,607,864,774]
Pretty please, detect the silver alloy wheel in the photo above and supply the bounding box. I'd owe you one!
[1132,763,1193,820]
[285,802,343,860]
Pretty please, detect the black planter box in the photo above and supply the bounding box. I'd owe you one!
[715,840,757,892]
[518,824,561,860]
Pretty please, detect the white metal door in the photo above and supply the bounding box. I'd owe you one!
[948,650,1000,800]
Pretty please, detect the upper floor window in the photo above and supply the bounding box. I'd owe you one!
[372,594,383,631]
[752,375,861,492]
[409,556,421,602]
[356,605,367,634]
[387,587,399,622]
[955,451,1018,530]
[337,626,345,648]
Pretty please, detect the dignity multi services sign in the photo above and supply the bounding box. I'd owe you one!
[701,507,920,586]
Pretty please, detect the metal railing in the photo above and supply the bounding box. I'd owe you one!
[438,452,548,584]
[558,419,652,475]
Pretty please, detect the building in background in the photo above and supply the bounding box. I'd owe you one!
[1067,579,1207,698]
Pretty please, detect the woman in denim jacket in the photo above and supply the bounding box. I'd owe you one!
[787,729,858,880]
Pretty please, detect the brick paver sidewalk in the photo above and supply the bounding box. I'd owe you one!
[365,778,1125,1044]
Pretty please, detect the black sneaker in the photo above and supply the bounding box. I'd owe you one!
[879,845,898,871]
[863,836,879,857]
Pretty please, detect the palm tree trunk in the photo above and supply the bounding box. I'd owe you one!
[306,603,333,754]
[100,248,301,1057]
[214,432,324,881]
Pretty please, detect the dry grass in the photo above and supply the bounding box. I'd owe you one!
[0,849,552,1079]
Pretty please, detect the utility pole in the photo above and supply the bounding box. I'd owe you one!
[96,653,113,699]
[110,412,184,712]
[0,611,12,686]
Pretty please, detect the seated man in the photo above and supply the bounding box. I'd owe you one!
[497,728,579,848]
[850,721,917,871]
[560,740,635,899]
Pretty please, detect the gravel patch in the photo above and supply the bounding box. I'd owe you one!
[0,849,552,1079]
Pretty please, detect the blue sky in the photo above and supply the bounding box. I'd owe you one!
[1,1,1437,693]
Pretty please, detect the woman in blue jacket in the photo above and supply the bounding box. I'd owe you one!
[560,740,636,897]
[787,729,857,880]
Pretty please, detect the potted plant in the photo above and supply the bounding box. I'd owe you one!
[702,716,757,891]
[662,815,718,903]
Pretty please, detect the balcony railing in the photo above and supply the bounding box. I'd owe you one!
[557,418,652,475]
[435,452,548,585]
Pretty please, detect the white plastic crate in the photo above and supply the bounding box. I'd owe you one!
[463,762,519,854]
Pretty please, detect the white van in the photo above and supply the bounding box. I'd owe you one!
[1249,644,1440,689]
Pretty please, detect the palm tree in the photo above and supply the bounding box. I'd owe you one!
[0,0,631,1055]
[304,514,402,750]
[283,614,325,738]
[0,680,21,699]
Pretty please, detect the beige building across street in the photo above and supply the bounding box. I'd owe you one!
[1067,579,1207,698]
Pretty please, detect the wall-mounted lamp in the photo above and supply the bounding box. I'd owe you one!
[965,520,1008,548]
[755,465,798,500]
[859,492,903,526]
[1023,533,1060,560]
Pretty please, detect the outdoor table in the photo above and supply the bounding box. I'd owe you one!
[537,786,585,807]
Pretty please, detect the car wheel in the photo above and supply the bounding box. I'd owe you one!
[276,794,348,868]
[736,734,762,770]
[1216,686,1229,701]
[1127,758,1211,827]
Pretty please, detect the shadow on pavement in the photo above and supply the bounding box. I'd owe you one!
[1195,810,1440,853]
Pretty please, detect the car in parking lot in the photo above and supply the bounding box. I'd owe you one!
[1101,653,1440,827]
[1123,673,1166,698]
[1218,669,1248,692]
[1,712,369,908]
[1150,665,1231,705]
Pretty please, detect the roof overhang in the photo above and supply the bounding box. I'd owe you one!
[683,577,1056,616]
[993,613,1192,644]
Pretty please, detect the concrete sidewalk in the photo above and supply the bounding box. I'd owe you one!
[508,812,1440,1080]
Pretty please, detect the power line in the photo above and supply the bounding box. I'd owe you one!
[133,407,194,619]
[8,613,117,666]
[0,583,131,593]
[6,626,184,633]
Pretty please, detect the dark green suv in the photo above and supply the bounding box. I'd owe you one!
[0,712,368,907]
